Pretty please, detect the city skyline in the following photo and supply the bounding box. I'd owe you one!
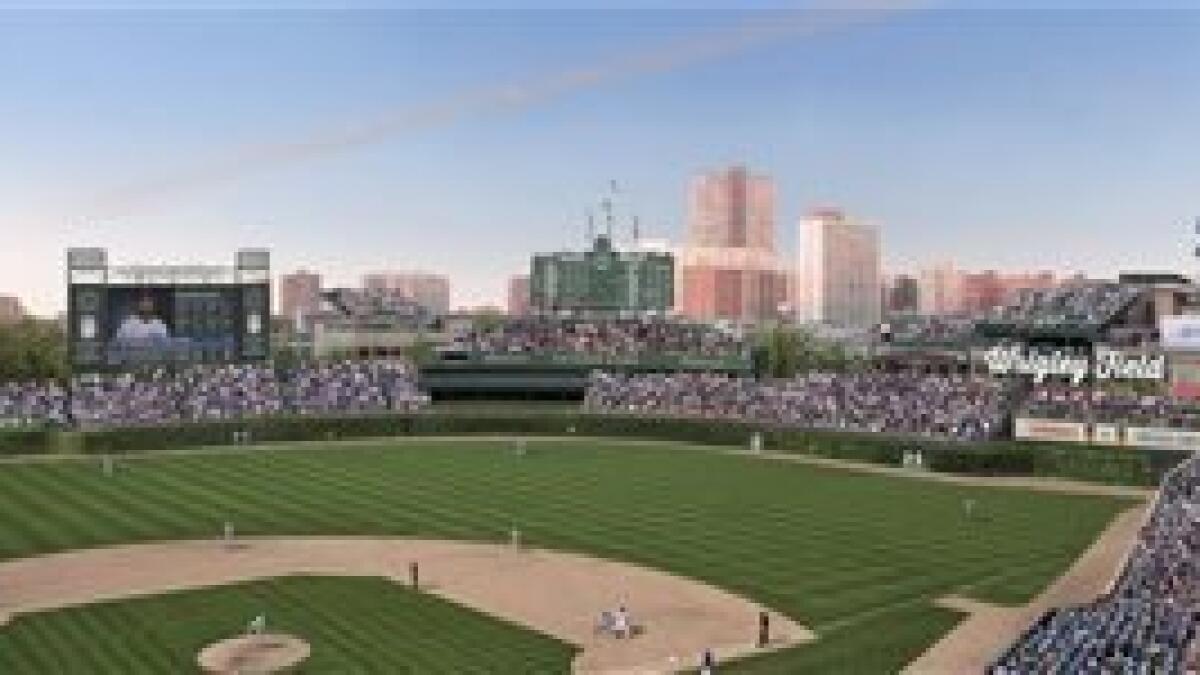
[2,6,1198,316]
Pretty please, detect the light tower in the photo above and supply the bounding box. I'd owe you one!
[1193,216,1200,264]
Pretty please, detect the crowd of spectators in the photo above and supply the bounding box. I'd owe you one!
[0,360,428,429]
[0,380,70,428]
[449,318,746,361]
[991,452,1200,674]
[989,283,1144,332]
[584,371,1009,440]
[290,360,423,416]
[1024,386,1200,429]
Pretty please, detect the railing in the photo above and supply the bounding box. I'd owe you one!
[431,351,753,371]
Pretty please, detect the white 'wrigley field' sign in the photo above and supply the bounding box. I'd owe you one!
[983,345,1165,384]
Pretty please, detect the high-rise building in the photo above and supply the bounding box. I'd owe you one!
[887,274,920,315]
[956,271,1003,314]
[917,266,1055,315]
[678,165,785,322]
[919,262,962,315]
[362,272,450,316]
[685,165,775,251]
[796,208,881,329]
[957,270,1056,314]
[507,275,530,316]
[0,295,24,324]
[279,270,322,328]
[1000,271,1057,306]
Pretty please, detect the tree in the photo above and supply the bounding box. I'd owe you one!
[472,308,506,334]
[402,339,437,365]
[270,340,304,370]
[757,325,856,379]
[0,318,67,382]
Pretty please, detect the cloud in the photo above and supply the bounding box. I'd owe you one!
[87,2,922,217]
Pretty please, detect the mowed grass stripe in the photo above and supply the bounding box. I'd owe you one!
[1,607,78,673]
[245,448,509,538]
[0,576,576,674]
[287,451,509,538]
[253,449,496,538]
[74,601,175,673]
[155,454,357,538]
[110,460,261,534]
[162,455,336,536]
[15,465,182,543]
[0,465,105,552]
[726,603,964,674]
[264,578,380,673]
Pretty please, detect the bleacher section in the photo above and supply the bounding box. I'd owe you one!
[584,371,1010,440]
[1025,385,1200,429]
[445,317,747,361]
[0,360,428,429]
[426,317,753,400]
[979,283,1146,340]
[991,452,1199,674]
[882,314,978,348]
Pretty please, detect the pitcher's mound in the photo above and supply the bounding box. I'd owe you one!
[197,633,310,673]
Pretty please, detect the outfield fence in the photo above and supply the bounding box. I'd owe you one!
[0,411,1186,487]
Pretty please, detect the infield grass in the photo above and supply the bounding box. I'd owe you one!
[0,575,576,673]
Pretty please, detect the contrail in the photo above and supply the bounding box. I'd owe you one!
[89,2,921,216]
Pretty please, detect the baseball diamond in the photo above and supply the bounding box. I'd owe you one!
[0,437,1135,673]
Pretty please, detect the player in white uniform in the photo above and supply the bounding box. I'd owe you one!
[116,296,169,341]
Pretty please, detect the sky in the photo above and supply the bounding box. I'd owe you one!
[1,3,1198,315]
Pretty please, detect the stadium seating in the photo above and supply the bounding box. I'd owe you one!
[882,314,978,347]
[1,360,428,429]
[0,380,70,428]
[986,283,1144,334]
[991,452,1200,674]
[447,317,746,360]
[1024,385,1200,429]
[584,371,1010,440]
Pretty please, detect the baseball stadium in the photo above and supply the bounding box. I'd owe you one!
[0,250,1195,674]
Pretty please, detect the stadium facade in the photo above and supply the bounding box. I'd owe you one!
[362,271,451,316]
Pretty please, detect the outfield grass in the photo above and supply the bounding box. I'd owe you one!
[0,438,1131,671]
[0,575,576,673]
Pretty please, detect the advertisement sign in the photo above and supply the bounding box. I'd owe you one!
[1169,352,1200,400]
[1125,427,1200,451]
[1092,424,1122,445]
[1014,419,1200,449]
[1160,315,1200,351]
[1014,418,1089,443]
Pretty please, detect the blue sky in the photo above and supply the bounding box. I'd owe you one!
[1,4,1198,314]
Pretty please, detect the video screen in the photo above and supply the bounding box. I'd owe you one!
[104,287,241,365]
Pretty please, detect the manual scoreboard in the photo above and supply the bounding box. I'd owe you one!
[530,235,673,314]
